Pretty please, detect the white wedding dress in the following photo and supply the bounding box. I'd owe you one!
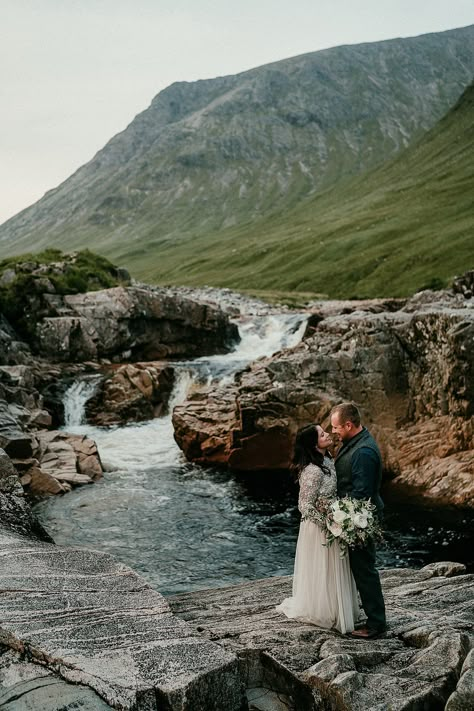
[276,458,359,633]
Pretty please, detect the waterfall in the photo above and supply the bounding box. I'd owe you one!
[168,368,194,410]
[59,312,308,472]
[63,376,102,428]
[180,312,307,386]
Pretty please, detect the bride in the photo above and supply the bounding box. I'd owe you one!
[276,424,359,633]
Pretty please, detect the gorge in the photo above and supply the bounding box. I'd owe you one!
[0,265,473,708]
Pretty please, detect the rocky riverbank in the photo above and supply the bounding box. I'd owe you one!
[0,256,241,497]
[0,449,473,711]
[173,278,474,508]
[168,564,474,711]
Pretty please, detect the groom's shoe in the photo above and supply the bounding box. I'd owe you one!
[350,626,386,640]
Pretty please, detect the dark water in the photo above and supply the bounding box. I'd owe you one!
[379,488,474,573]
[33,314,474,596]
[34,450,474,596]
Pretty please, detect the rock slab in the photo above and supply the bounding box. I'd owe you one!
[0,528,243,711]
[168,563,474,711]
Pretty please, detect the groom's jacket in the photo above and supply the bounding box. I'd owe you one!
[335,427,384,515]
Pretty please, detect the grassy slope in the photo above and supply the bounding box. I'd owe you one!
[127,82,474,299]
[1,26,473,272]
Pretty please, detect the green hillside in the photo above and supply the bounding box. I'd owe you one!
[130,80,474,299]
[0,25,473,278]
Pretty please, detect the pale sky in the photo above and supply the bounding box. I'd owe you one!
[1,0,473,225]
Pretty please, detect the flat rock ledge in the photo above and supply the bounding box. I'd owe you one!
[0,527,243,710]
[0,525,472,710]
[168,564,474,711]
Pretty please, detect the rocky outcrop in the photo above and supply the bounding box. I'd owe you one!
[0,365,52,433]
[0,448,52,542]
[85,361,175,426]
[173,288,474,507]
[0,526,243,711]
[25,430,103,495]
[169,563,474,711]
[0,375,102,500]
[35,285,239,362]
[1,499,472,711]
[0,363,104,498]
[0,315,31,365]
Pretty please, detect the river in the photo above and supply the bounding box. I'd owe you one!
[34,312,474,595]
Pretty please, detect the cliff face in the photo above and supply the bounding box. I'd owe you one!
[173,281,474,507]
[0,26,473,274]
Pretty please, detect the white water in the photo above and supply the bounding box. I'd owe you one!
[61,313,307,473]
[33,312,308,594]
[63,375,102,427]
[35,310,474,594]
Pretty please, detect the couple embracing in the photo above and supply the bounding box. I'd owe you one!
[277,402,387,639]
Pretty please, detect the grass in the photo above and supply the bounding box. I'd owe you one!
[0,248,129,339]
[116,82,474,298]
[1,82,472,301]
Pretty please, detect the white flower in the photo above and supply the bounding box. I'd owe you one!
[354,513,368,529]
[328,521,343,537]
[332,509,348,524]
[345,500,356,514]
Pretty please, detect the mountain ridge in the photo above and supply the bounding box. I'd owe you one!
[0,24,473,288]
[144,78,473,298]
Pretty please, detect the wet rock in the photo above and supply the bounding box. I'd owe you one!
[0,528,243,711]
[168,563,474,711]
[173,384,238,465]
[26,465,66,496]
[36,285,239,362]
[0,448,53,542]
[86,362,175,426]
[173,288,474,507]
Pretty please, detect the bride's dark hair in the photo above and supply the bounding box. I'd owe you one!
[292,424,331,478]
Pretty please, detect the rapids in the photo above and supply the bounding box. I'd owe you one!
[34,312,474,594]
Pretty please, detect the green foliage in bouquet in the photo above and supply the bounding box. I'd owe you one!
[324,497,383,557]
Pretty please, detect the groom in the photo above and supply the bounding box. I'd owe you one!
[330,402,387,639]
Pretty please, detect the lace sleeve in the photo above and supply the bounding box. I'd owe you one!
[298,461,337,525]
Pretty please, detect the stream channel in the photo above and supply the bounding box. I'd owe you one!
[34,313,474,595]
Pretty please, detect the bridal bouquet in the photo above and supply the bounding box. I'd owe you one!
[323,497,382,556]
[301,497,332,527]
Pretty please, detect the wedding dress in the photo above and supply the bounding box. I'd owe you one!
[276,457,359,633]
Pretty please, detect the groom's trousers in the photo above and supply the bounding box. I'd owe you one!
[349,541,386,631]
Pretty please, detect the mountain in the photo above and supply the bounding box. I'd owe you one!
[146,78,473,299]
[0,25,473,292]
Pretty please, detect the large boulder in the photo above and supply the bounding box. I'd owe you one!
[85,362,175,426]
[36,285,239,362]
[26,430,104,495]
[0,448,53,542]
[173,287,474,506]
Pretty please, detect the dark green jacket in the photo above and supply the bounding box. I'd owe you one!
[334,428,384,514]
